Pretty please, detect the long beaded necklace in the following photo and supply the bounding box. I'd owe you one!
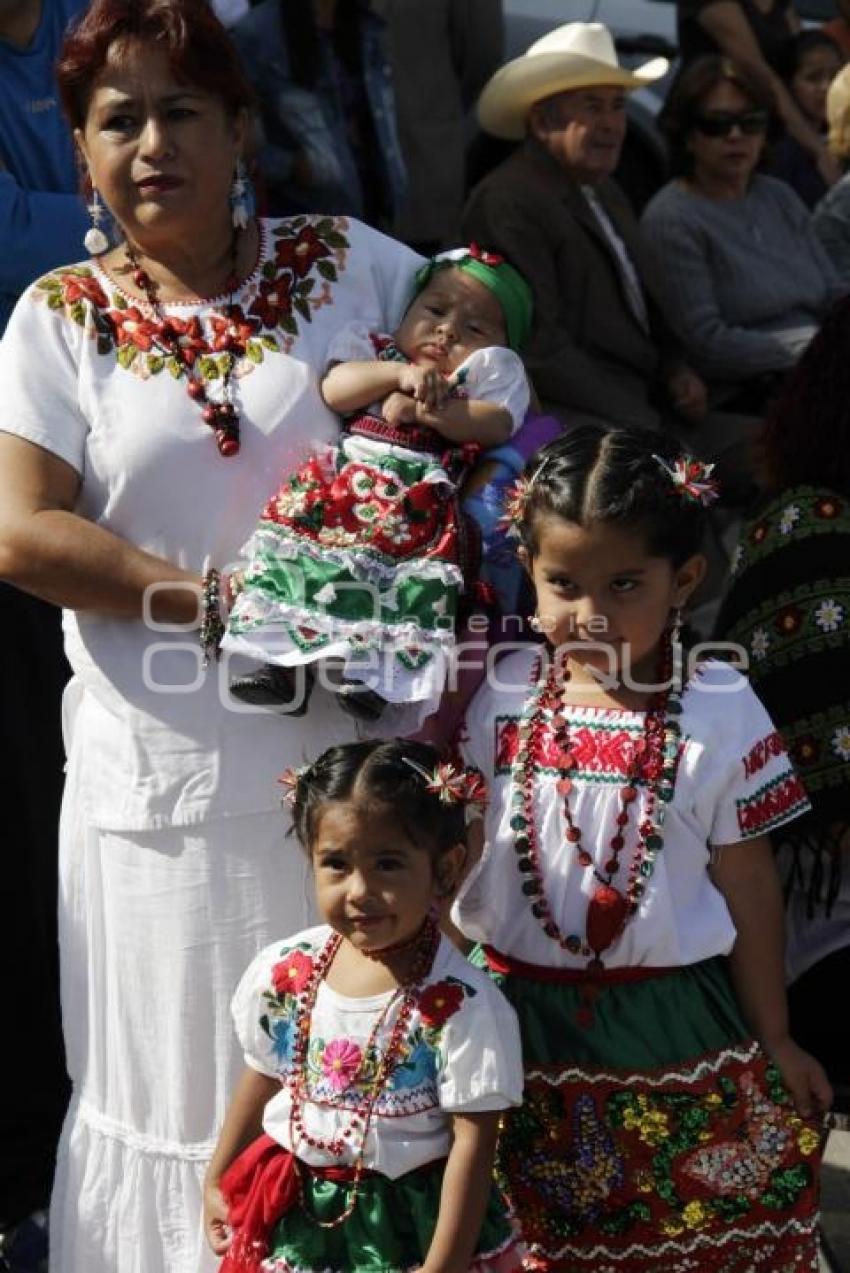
[508,630,683,968]
[288,915,439,1228]
[123,233,243,458]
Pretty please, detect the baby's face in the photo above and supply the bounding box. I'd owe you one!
[395,268,507,374]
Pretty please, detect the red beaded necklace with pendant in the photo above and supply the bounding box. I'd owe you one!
[508,632,683,967]
[123,232,242,458]
[288,914,439,1229]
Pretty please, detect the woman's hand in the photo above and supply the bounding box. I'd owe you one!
[382,391,420,426]
[397,365,448,412]
[766,1035,833,1119]
[202,1174,232,1256]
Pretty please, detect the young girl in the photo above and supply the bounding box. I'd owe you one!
[772,30,843,208]
[453,424,833,1272]
[203,738,526,1273]
[222,247,531,726]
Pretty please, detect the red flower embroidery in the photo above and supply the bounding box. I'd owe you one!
[249,273,293,329]
[742,731,785,779]
[107,306,161,352]
[737,773,809,836]
[814,496,842,519]
[774,605,804,636]
[209,305,258,354]
[271,949,313,997]
[60,273,108,308]
[790,736,820,767]
[164,315,207,365]
[418,980,464,1028]
[751,520,769,544]
[276,225,332,277]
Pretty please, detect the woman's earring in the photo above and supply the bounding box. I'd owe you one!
[84,187,109,255]
[528,614,543,632]
[230,158,254,230]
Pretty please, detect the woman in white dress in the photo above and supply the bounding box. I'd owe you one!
[0,1,420,1268]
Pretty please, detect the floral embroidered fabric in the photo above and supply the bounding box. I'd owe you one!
[231,925,524,1181]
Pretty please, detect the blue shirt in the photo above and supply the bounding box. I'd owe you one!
[0,0,89,330]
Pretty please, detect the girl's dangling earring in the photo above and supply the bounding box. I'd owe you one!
[230,157,254,230]
[84,186,109,255]
[528,613,543,633]
[669,606,684,688]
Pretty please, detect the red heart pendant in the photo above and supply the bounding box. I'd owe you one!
[586,884,628,956]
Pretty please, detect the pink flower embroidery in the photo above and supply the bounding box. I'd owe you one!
[321,1038,363,1091]
[271,949,313,997]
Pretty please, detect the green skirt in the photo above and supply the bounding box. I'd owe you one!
[474,951,823,1273]
[264,1156,523,1273]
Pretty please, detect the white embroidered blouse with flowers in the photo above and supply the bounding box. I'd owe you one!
[232,925,524,1179]
[454,649,811,969]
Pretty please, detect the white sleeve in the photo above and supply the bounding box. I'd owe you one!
[692,666,811,846]
[437,975,524,1113]
[230,939,306,1079]
[325,320,387,368]
[0,273,89,472]
[457,346,530,436]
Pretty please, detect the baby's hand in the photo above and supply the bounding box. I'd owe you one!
[397,365,447,411]
[768,1036,833,1119]
[382,391,419,427]
[203,1177,232,1256]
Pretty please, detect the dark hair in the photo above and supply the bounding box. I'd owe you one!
[56,0,256,132]
[292,739,467,856]
[518,424,709,565]
[759,298,850,496]
[662,55,775,177]
[775,29,842,86]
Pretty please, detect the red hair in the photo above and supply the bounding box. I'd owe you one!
[56,0,256,130]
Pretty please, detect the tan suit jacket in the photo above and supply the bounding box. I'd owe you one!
[462,139,685,427]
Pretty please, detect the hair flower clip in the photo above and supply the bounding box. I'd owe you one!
[499,475,534,534]
[401,757,488,812]
[468,242,505,268]
[277,764,310,805]
[653,454,720,506]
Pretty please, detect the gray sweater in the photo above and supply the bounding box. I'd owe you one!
[812,171,850,285]
[641,175,842,380]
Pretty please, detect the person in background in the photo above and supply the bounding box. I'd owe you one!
[462,22,708,434]
[823,0,850,60]
[812,63,850,280]
[675,0,841,188]
[770,30,843,208]
[716,299,850,1104]
[643,56,842,414]
[0,0,423,1267]
[0,1,87,1265]
[384,0,504,256]
[230,0,406,225]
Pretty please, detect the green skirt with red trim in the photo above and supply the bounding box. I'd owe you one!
[473,950,824,1273]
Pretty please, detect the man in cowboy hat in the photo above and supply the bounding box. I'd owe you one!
[462,21,708,430]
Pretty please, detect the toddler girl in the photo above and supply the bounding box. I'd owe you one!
[203,738,526,1273]
[223,247,532,727]
[454,424,832,1272]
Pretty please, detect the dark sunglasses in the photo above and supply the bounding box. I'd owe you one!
[692,110,769,138]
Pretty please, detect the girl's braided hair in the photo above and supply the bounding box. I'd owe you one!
[291,739,467,855]
[518,424,709,565]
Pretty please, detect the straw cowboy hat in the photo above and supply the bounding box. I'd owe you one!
[477,22,669,140]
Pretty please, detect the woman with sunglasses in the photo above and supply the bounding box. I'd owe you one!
[642,55,844,415]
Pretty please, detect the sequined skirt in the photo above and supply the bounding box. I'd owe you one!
[476,952,824,1273]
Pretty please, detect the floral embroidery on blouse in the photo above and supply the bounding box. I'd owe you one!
[31,217,351,388]
[493,713,679,785]
[257,942,475,1114]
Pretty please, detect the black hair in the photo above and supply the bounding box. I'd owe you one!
[291,739,467,856]
[661,54,776,178]
[518,424,709,566]
[775,29,842,86]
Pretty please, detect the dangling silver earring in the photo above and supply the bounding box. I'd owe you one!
[529,614,543,632]
[84,186,109,255]
[669,606,684,688]
[669,606,683,646]
[230,158,252,230]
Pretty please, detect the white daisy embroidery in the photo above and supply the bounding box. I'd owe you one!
[778,504,801,535]
[814,599,845,633]
[832,725,850,762]
[751,627,770,660]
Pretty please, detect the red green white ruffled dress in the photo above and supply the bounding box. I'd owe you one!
[223,322,528,727]
[228,925,526,1272]
[455,652,823,1273]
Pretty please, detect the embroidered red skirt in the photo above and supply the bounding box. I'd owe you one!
[476,950,825,1273]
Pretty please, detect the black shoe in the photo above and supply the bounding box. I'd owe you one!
[321,664,387,721]
[229,664,313,714]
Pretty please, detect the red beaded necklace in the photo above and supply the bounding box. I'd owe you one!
[123,233,243,458]
[508,633,683,968]
[288,915,439,1228]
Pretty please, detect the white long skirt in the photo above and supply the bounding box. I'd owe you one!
[49,804,314,1273]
